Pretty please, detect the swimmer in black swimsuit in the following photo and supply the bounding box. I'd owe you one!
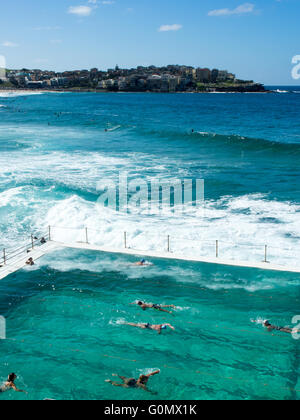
[132,300,176,314]
[105,370,160,392]
[263,320,295,334]
[252,319,298,335]
[0,373,27,394]
[125,322,175,334]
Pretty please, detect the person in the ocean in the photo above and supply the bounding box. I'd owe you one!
[125,322,175,334]
[25,257,34,266]
[40,237,47,244]
[0,373,27,394]
[105,370,160,392]
[132,300,176,314]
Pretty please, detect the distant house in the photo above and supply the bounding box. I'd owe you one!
[147,74,162,90]
[196,68,211,83]
[50,77,68,87]
[217,70,230,82]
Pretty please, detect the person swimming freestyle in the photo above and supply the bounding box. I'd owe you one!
[125,322,175,334]
[0,373,27,394]
[134,259,148,266]
[105,370,160,392]
[131,300,176,314]
[263,320,297,334]
[252,319,300,335]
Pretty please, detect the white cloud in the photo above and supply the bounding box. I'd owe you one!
[68,6,92,17]
[158,24,183,32]
[208,3,255,16]
[2,41,19,47]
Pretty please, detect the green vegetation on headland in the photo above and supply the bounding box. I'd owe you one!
[0,65,266,93]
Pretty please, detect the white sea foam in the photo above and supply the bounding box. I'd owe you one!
[37,192,300,269]
[0,145,299,280]
[251,317,267,326]
[273,90,289,94]
[0,177,299,274]
[0,91,45,98]
[0,186,26,207]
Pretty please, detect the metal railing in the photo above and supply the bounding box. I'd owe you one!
[0,224,297,270]
[0,230,50,267]
[47,225,297,267]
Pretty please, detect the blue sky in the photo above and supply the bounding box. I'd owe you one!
[0,0,299,84]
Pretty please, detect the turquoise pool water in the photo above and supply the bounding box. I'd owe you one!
[0,90,299,400]
[0,247,299,400]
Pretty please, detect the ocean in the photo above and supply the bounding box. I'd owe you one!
[0,87,299,400]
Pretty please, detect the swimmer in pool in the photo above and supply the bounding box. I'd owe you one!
[125,322,175,334]
[132,300,176,314]
[105,370,160,392]
[253,319,298,335]
[263,320,296,334]
[134,259,148,266]
[25,257,34,266]
[0,373,27,394]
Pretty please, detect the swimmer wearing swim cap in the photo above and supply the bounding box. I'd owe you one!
[263,320,294,334]
[253,319,298,335]
[131,300,176,314]
[124,322,175,334]
[134,259,148,266]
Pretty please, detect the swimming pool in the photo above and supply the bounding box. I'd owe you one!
[0,247,299,400]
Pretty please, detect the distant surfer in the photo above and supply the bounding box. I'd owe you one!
[131,300,176,314]
[0,373,27,394]
[124,322,175,334]
[105,370,160,392]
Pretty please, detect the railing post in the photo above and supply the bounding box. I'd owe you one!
[85,228,89,244]
[216,240,219,258]
[167,235,170,253]
[3,249,6,265]
[264,245,268,263]
[124,232,127,249]
[48,226,51,241]
[31,234,34,250]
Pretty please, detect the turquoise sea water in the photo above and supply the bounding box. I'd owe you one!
[0,89,299,400]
